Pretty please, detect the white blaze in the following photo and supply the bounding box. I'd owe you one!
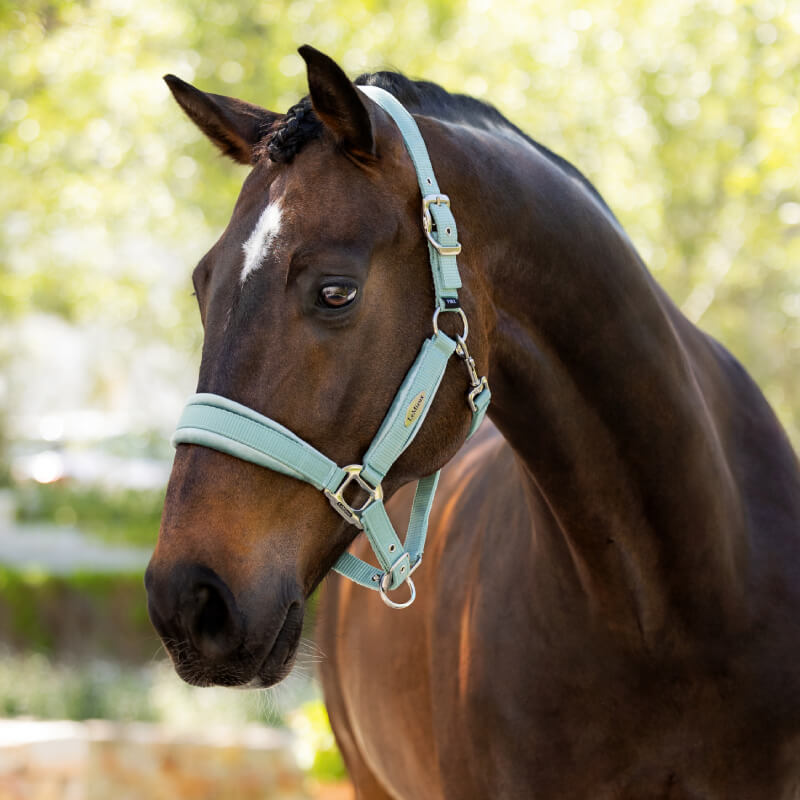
[241,200,283,283]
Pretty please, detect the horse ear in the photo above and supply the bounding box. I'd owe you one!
[298,45,375,160]
[163,74,279,165]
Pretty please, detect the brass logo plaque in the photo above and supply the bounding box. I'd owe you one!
[404,391,427,427]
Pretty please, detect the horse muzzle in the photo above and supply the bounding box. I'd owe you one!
[144,561,304,687]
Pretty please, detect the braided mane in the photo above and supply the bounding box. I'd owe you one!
[262,96,319,163]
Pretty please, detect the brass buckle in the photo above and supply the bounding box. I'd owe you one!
[422,194,462,256]
[324,465,383,530]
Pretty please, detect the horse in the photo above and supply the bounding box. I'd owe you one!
[145,46,800,798]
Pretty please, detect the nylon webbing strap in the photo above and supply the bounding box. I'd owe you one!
[173,394,345,492]
[359,85,462,307]
[361,332,456,488]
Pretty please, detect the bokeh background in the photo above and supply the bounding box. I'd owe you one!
[0,0,798,796]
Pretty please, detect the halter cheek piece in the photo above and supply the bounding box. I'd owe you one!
[171,86,491,610]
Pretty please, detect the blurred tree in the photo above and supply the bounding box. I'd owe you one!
[0,0,798,441]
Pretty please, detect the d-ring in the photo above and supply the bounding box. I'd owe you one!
[378,575,416,610]
[432,306,468,340]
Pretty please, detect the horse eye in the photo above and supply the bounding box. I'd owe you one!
[319,284,358,309]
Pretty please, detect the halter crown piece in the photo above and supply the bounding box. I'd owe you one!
[171,86,491,609]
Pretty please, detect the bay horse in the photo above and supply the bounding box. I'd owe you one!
[145,46,800,798]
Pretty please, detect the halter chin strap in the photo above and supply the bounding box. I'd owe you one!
[172,86,490,609]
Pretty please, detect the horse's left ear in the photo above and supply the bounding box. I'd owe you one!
[298,45,375,160]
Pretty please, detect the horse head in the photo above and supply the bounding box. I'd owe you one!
[145,47,491,687]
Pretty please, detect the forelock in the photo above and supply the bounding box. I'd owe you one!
[255,96,323,164]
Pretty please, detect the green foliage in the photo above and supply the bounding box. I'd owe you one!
[0,567,53,651]
[0,649,284,726]
[14,482,165,547]
[0,566,154,660]
[0,3,798,432]
[289,699,347,781]
[0,650,153,721]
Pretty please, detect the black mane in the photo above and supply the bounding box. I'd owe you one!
[262,71,612,216]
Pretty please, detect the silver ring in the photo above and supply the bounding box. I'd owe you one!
[378,576,416,610]
[432,306,468,341]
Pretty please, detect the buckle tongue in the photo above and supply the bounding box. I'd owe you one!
[324,465,383,530]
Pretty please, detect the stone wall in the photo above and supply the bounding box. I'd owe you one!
[0,719,310,800]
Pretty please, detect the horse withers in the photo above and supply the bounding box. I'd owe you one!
[146,46,800,798]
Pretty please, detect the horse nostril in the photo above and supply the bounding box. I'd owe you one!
[193,584,227,640]
[179,572,243,661]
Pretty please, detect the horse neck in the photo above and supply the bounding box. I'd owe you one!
[435,122,750,643]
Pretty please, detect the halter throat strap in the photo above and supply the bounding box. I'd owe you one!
[172,86,490,609]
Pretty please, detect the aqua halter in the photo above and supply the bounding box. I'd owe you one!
[172,86,491,609]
